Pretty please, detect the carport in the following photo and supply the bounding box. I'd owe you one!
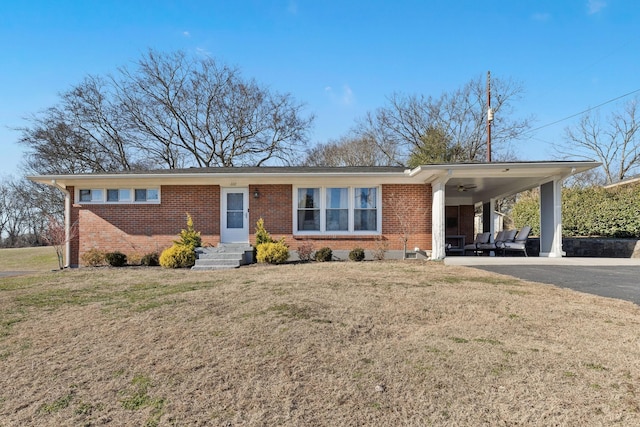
[407,161,600,260]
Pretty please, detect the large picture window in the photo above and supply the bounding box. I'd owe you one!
[294,186,380,234]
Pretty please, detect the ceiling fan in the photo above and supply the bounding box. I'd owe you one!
[457,184,477,192]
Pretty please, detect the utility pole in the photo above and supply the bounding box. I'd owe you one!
[486,70,493,162]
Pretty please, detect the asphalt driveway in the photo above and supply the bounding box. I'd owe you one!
[473,264,640,305]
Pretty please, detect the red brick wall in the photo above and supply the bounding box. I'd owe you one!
[72,185,219,266]
[70,182,434,265]
[458,205,476,242]
[248,183,432,251]
[248,184,292,241]
[381,184,432,251]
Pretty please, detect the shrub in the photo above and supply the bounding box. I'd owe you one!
[255,218,274,245]
[141,252,160,266]
[105,251,127,267]
[315,247,332,262]
[256,240,290,264]
[126,252,143,266]
[373,237,388,261]
[159,244,196,268]
[81,248,105,267]
[296,241,314,262]
[349,247,365,262]
[175,213,201,249]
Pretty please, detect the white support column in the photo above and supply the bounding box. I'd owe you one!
[539,178,564,257]
[488,198,497,256]
[431,178,448,260]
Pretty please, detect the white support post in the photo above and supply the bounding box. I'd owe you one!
[539,178,564,257]
[431,178,448,260]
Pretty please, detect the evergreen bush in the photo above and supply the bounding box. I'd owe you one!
[256,240,290,264]
[176,213,201,249]
[349,247,365,262]
[315,247,332,262]
[255,218,274,245]
[159,244,196,268]
[512,185,640,238]
[141,252,160,266]
[105,251,127,267]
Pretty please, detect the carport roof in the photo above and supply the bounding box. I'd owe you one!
[408,161,600,202]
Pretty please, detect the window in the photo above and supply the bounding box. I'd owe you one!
[107,189,131,202]
[354,187,377,231]
[297,188,320,231]
[326,187,348,231]
[294,186,380,234]
[226,193,244,229]
[134,188,159,202]
[79,189,103,203]
[78,188,159,203]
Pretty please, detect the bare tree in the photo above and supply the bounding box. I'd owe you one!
[18,49,315,174]
[557,97,640,185]
[0,176,63,247]
[42,215,78,269]
[117,50,314,167]
[355,75,531,165]
[303,135,396,166]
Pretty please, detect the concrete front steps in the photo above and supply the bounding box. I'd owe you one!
[191,244,254,270]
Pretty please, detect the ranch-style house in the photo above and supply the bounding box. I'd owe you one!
[28,161,599,267]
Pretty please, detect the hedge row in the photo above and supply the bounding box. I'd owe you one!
[512,185,640,238]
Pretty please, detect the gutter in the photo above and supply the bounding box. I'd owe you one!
[51,180,71,268]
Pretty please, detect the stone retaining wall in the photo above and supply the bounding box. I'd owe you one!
[526,238,640,258]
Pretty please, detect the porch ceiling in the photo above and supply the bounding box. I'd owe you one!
[410,161,601,203]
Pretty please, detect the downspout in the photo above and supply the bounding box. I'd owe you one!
[51,180,71,268]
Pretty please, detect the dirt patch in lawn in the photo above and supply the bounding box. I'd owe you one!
[1,261,639,426]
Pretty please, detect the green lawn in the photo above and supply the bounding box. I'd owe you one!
[0,246,59,271]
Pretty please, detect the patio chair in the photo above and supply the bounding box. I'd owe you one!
[463,232,491,255]
[501,225,532,257]
[478,229,519,256]
[477,230,515,255]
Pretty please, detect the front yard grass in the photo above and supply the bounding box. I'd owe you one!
[0,260,639,426]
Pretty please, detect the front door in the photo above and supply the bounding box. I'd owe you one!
[221,188,249,243]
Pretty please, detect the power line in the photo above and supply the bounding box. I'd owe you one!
[525,87,640,135]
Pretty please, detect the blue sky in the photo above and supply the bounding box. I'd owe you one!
[1,0,639,176]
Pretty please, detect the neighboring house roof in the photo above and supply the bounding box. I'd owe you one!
[28,161,600,202]
[603,175,640,189]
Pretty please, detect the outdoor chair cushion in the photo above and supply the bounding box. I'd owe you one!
[502,225,532,256]
[463,232,491,254]
[477,230,506,252]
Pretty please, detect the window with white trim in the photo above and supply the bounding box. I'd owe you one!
[134,188,159,202]
[354,187,378,231]
[294,186,381,234]
[77,188,160,204]
[79,189,103,203]
[297,188,320,231]
[107,189,131,202]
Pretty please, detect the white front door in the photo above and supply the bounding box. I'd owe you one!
[221,188,249,243]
